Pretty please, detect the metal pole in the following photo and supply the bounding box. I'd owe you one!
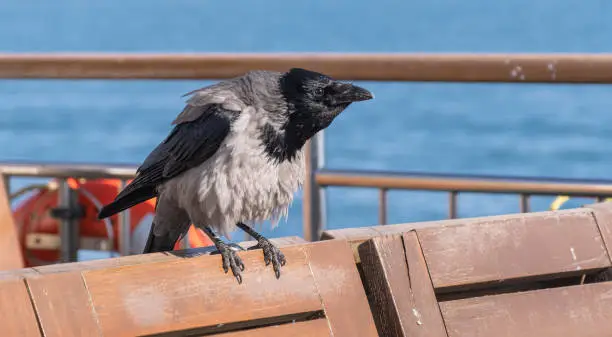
[520,194,531,213]
[2,174,9,197]
[118,180,131,256]
[58,179,79,262]
[448,191,458,219]
[378,188,387,225]
[315,132,327,238]
[302,131,326,241]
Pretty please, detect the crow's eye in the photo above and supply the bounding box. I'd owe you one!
[314,87,324,96]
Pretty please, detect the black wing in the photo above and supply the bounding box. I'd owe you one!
[98,104,236,219]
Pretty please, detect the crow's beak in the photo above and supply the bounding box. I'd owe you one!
[332,83,374,104]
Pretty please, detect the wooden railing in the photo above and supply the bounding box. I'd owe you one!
[2,53,612,83]
[3,204,612,336]
[2,52,612,247]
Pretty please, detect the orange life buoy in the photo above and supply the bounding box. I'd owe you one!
[12,178,212,267]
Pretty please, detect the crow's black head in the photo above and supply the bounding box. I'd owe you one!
[279,68,373,132]
[261,68,373,163]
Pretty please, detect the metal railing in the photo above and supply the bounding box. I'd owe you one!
[1,162,137,262]
[2,52,612,254]
[4,162,612,251]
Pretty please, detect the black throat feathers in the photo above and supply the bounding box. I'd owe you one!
[260,108,317,163]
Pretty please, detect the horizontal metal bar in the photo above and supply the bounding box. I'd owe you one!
[5,161,612,199]
[1,53,612,83]
[315,169,612,197]
[0,162,137,179]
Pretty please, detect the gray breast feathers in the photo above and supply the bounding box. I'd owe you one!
[160,107,305,238]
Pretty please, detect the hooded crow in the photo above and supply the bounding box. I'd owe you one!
[98,68,373,283]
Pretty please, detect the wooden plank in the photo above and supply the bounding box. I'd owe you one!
[0,278,41,336]
[322,221,444,263]
[34,236,305,274]
[3,53,612,83]
[26,272,101,337]
[358,233,448,337]
[0,267,39,281]
[212,319,331,337]
[440,281,612,337]
[322,211,578,263]
[34,252,172,274]
[82,246,323,336]
[320,226,381,262]
[416,208,611,291]
[584,202,612,281]
[305,239,379,337]
[0,176,25,270]
[586,202,612,257]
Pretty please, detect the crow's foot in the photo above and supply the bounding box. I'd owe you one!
[236,222,286,279]
[202,226,245,284]
[217,241,245,284]
[251,236,286,279]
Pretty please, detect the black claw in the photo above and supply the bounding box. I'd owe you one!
[216,243,244,284]
[235,223,286,280]
[236,255,245,271]
[252,238,286,279]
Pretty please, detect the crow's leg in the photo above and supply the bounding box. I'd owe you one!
[202,226,245,284]
[236,222,286,278]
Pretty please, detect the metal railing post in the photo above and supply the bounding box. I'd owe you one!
[449,191,458,219]
[520,194,531,213]
[118,180,132,256]
[58,180,79,262]
[378,188,388,225]
[2,174,9,197]
[302,131,326,241]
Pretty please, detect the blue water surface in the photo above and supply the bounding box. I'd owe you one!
[1,0,611,244]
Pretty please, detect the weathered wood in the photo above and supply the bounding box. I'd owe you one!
[37,239,372,337]
[321,220,443,263]
[35,252,172,275]
[417,208,610,291]
[304,239,379,337]
[83,248,318,336]
[34,236,305,274]
[584,202,612,281]
[0,278,41,336]
[3,53,612,83]
[358,233,448,337]
[0,175,25,270]
[0,236,303,278]
[440,281,612,337]
[215,319,331,337]
[26,272,101,337]
[0,267,39,281]
[0,237,350,337]
[585,202,612,257]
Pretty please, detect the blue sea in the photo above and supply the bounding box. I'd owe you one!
[1,0,612,246]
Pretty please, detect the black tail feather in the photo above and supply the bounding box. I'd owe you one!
[97,186,156,219]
